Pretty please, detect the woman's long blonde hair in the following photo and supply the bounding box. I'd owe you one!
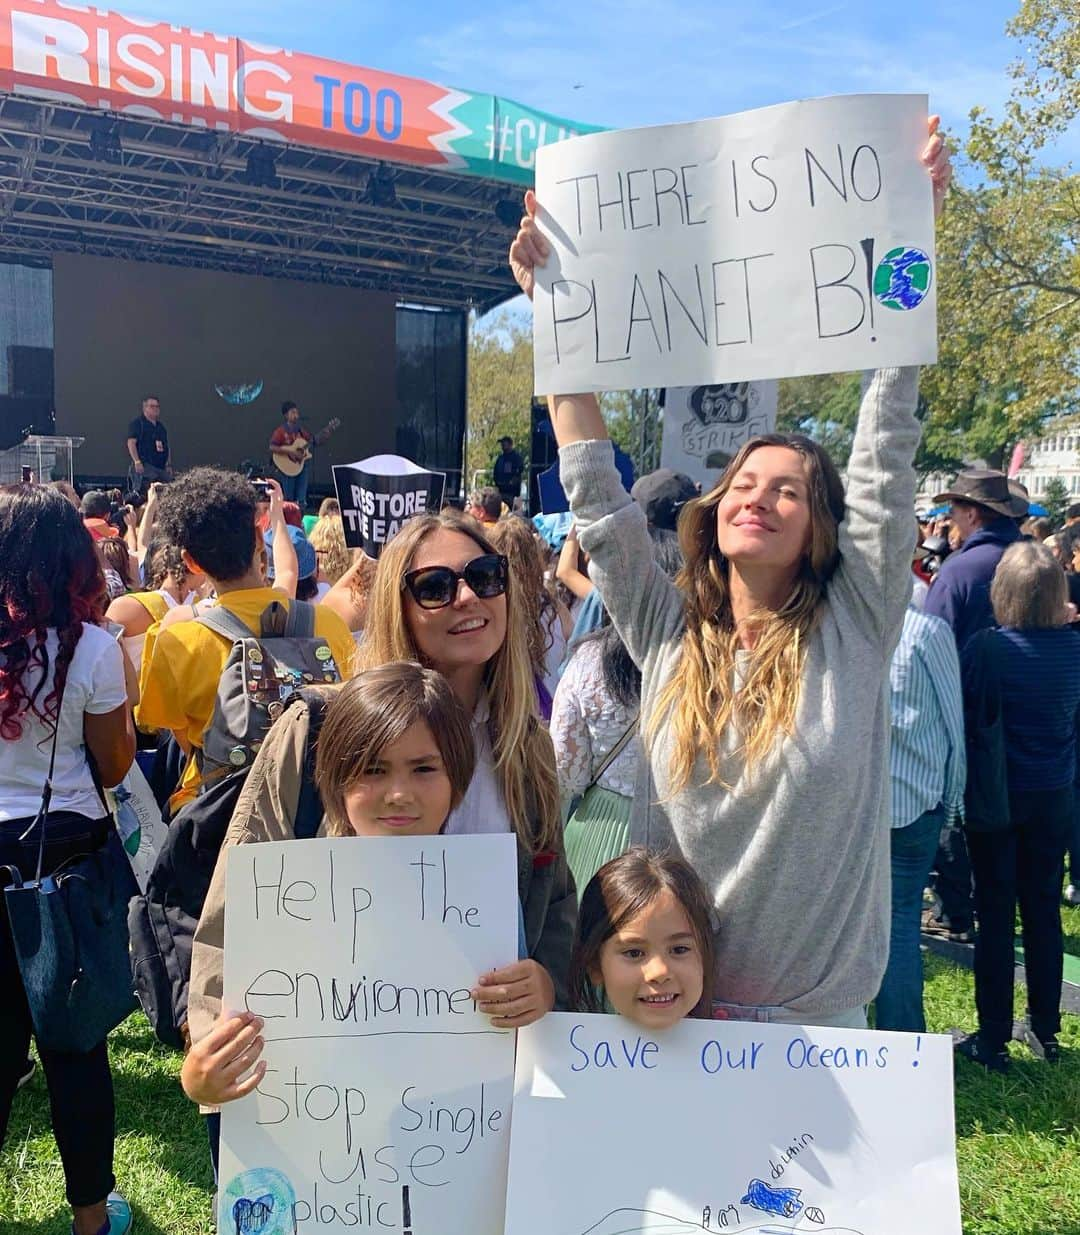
[358,510,561,852]
[308,514,350,584]
[647,433,845,794]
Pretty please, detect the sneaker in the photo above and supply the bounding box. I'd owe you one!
[921,914,976,944]
[72,1192,133,1235]
[16,1057,35,1090]
[1064,884,1080,907]
[1013,1020,1061,1063]
[953,1030,1010,1074]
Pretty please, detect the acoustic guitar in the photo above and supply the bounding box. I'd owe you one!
[271,418,341,477]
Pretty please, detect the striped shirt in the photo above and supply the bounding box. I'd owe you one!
[889,605,966,828]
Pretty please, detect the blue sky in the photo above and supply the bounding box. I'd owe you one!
[124,0,1028,145]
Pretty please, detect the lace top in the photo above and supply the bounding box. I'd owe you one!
[550,638,640,814]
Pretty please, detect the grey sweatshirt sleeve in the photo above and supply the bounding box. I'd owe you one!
[830,366,921,652]
[558,439,686,671]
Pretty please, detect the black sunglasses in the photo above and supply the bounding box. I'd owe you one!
[401,553,509,610]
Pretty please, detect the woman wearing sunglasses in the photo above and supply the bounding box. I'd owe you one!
[189,510,574,1040]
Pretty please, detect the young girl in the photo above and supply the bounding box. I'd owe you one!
[569,847,715,1030]
[181,662,556,1107]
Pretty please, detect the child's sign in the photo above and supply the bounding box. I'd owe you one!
[219,835,518,1235]
[533,94,937,393]
[504,1012,961,1234]
[332,454,445,557]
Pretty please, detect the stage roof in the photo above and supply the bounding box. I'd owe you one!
[0,2,601,311]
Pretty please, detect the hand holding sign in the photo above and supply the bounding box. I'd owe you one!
[513,99,953,394]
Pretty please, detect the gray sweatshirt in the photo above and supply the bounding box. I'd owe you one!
[560,367,920,1016]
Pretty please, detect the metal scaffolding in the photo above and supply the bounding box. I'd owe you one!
[0,92,523,311]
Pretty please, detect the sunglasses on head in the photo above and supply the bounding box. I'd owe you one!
[400,553,509,610]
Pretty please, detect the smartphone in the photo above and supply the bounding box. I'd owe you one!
[20,466,32,483]
[104,620,125,643]
[252,480,272,500]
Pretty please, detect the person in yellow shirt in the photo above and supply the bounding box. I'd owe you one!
[136,467,354,812]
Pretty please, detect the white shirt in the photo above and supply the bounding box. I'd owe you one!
[445,693,513,836]
[551,638,641,815]
[0,624,127,822]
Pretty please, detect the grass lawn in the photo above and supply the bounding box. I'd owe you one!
[2,904,1079,1234]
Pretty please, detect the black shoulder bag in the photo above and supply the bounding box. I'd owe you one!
[2,688,138,1052]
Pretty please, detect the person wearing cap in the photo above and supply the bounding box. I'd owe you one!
[923,469,1025,652]
[492,436,525,508]
[922,469,1024,945]
[564,469,693,646]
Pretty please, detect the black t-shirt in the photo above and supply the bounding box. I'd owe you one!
[493,450,523,490]
[127,415,169,467]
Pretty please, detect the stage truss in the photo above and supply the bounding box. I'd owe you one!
[0,92,523,311]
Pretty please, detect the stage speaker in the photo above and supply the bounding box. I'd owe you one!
[0,396,52,449]
[8,346,54,400]
[530,396,557,470]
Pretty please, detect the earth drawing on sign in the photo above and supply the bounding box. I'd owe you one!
[873,247,932,311]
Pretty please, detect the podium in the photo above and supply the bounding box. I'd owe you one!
[0,435,85,485]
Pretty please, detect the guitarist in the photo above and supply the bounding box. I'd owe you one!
[268,400,328,510]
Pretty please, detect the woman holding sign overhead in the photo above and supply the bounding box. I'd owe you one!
[508,117,952,1028]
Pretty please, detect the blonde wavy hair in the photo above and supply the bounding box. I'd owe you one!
[647,433,845,793]
[308,514,350,584]
[358,510,561,852]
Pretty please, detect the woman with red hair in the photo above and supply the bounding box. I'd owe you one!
[0,485,136,1235]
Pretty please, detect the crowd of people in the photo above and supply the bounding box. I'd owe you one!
[0,118,1073,1235]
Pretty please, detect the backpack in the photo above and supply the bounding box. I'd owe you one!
[128,680,333,1048]
[194,599,343,781]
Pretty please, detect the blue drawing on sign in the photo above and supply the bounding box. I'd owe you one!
[220,1167,294,1235]
[740,1179,803,1219]
[233,1193,274,1234]
[215,380,265,405]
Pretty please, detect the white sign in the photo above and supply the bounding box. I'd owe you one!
[332,454,446,557]
[533,94,937,393]
[505,1012,961,1235]
[219,835,519,1235]
[109,761,169,893]
[660,381,778,488]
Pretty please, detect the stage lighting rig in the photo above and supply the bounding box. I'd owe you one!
[244,146,280,189]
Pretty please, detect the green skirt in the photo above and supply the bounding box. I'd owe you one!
[564,785,632,896]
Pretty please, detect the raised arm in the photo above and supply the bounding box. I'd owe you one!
[510,194,684,668]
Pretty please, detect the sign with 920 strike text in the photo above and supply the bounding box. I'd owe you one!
[532,93,937,393]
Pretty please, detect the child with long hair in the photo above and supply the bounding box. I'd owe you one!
[183,662,557,1106]
[569,847,715,1029]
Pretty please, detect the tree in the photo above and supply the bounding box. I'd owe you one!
[776,373,862,469]
[1043,475,1070,526]
[466,312,534,492]
[917,0,1080,464]
[467,311,657,488]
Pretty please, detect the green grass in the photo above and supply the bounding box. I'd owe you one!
[2,909,1079,1233]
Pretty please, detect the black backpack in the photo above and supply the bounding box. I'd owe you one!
[127,689,329,1049]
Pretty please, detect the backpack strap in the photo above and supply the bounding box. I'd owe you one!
[194,604,255,643]
[256,599,317,641]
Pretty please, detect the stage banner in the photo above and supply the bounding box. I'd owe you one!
[504,1012,962,1235]
[0,2,601,182]
[219,834,518,1235]
[660,381,778,488]
[533,94,937,393]
[332,454,445,557]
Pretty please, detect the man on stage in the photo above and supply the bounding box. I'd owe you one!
[269,400,315,509]
[126,394,172,489]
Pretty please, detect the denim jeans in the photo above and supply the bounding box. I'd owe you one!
[875,805,944,1033]
[274,465,309,512]
[0,812,117,1207]
[968,786,1071,1049]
